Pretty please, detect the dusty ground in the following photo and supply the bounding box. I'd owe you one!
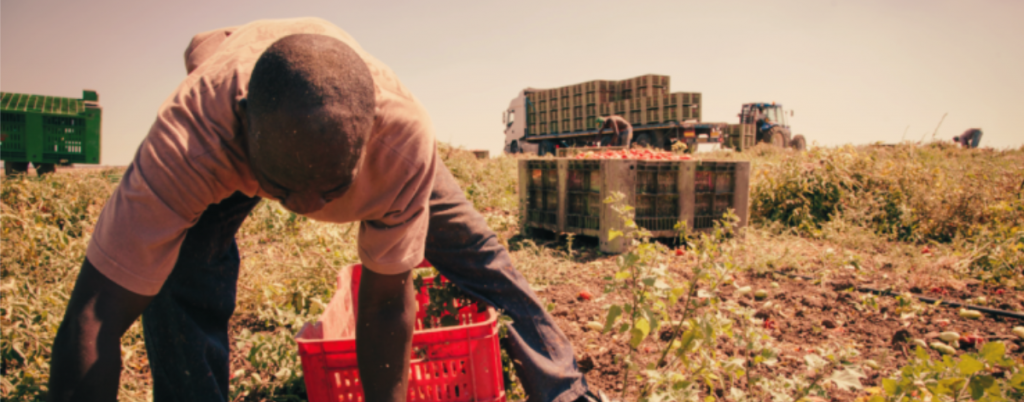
[510,230,1024,401]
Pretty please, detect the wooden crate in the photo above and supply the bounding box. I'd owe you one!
[519,158,750,253]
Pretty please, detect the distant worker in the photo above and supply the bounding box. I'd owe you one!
[596,115,633,148]
[953,128,983,148]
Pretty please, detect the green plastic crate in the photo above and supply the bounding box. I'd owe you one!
[1,90,102,165]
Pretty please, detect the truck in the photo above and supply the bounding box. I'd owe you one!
[1,89,102,175]
[502,74,806,155]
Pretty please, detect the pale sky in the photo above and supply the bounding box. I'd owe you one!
[2,0,1021,165]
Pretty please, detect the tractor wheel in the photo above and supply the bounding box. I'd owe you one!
[768,128,787,148]
[509,140,520,154]
[790,135,807,151]
[538,140,555,156]
[4,162,29,176]
[634,133,653,148]
[34,163,56,175]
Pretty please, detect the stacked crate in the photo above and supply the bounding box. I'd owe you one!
[523,160,560,232]
[724,124,754,151]
[635,162,681,231]
[525,74,698,136]
[519,158,750,253]
[566,160,602,232]
[1,90,102,166]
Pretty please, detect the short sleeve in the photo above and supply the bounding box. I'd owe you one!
[353,102,437,275]
[86,79,246,296]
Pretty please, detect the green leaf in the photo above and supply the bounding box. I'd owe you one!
[881,378,898,396]
[614,271,631,280]
[669,287,687,305]
[980,342,1006,363]
[1009,371,1024,388]
[676,329,698,356]
[672,380,691,391]
[914,345,930,361]
[608,230,623,241]
[641,277,656,287]
[603,305,623,334]
[629,317,651,348]
[958,355,984,376]
[937,377,966,395]
[828,366,866,391]
[968,375,995,400]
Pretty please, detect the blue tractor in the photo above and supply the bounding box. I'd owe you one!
[735,103,806,151]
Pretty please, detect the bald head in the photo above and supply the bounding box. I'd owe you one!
[243,34,375,214]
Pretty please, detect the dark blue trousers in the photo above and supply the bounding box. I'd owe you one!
[142,162,586,402]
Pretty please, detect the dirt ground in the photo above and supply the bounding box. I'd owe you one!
[524,244,1024,401]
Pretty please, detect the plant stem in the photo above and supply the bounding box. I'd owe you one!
[620,262,641,400]
[792,362,832,402]
[638,256,704,398]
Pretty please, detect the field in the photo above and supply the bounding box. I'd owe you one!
[2,142,1024,401]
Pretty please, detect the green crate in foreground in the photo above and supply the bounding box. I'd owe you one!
[1,90,102,174]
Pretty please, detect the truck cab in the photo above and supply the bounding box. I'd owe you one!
[502,90,537,154]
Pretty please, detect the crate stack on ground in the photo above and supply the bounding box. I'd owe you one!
[518,158,750,253]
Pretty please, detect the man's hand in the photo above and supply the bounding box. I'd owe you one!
[357,267,417,402]
[47,259,153,402]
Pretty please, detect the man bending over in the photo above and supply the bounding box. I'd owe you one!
[47,18,603,402]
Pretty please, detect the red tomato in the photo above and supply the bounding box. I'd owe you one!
[573,148,689,161]
[578,290,593,301]
[994,289,1005,295]
[675,249,685,256]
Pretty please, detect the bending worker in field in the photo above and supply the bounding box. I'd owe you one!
[953,128,983,149]
[46,18,604,402]
[595,115,633,148]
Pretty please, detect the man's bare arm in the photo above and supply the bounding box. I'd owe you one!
[357,267,417,402]
[47,259,154,402]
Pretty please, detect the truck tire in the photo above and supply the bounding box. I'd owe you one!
[634,133,653,148]
[790,135,807,151]
[5,162,29,175]
[35,163,56,175]
[538,140,555,156]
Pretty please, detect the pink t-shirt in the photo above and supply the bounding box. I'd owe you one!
[87,18,437,296]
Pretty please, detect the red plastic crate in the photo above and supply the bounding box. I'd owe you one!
[296,262,506,402]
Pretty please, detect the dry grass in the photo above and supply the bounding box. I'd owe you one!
[2,142,1021,401]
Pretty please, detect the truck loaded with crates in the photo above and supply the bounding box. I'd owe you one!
[518,154,750,253]
[501,74,806,155]
[1,90,102,175]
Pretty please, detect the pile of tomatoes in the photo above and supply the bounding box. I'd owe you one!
[574,149,693,160]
